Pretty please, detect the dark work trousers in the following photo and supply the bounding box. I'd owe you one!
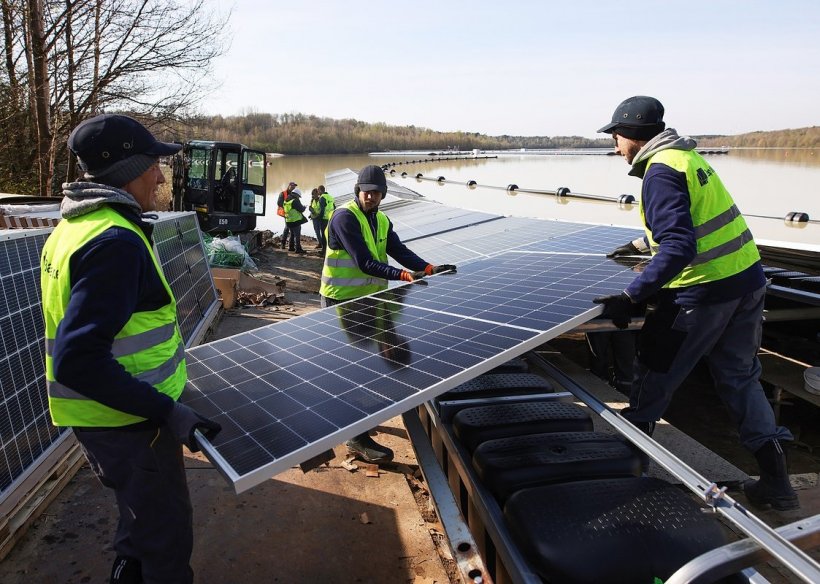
[312,218,328,251]
[74,426,194,584]
[625,285,792,453]
[586,330,637,395]
[286,221,303,252]
[280,223,290,249]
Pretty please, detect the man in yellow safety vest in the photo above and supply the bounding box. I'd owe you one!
[593,96,798,511]
[319,165,456,463]
[41,114,222,583]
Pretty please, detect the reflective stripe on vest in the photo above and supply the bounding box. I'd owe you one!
[283,198,304,222]
[319,200,389,300]
[321,193,335,220]
[641,149,760,288]
[48,340,185,399]
[45,321,177,359]
[41,205,186,427]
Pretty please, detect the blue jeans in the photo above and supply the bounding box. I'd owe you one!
[625,286,791,453]
[75,426,194,584]
[312,218,328,250]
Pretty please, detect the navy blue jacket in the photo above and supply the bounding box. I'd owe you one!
[52,205,175,422]
[326,200,428,280]
[626,160,765,306]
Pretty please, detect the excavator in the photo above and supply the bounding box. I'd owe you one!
[171,140,267,233]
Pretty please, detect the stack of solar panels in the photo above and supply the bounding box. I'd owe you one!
[0,211,217,507]
[0,229,65,501]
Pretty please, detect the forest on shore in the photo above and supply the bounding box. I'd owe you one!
[180,113,820,155]
[179,112,609,154]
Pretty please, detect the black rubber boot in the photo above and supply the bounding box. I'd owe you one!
[110,555,142,584]
[346,433,394,463]
[744,439,800,511]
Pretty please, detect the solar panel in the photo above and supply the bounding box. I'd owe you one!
[150,212,220,346]
[183,253,637,493]
[0,229,66,502]
[393,216,591,268]
[519,224,643,254]
[379,253,636,331]
[385,201,500,241]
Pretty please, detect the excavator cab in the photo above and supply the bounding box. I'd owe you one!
[171,140,267,233]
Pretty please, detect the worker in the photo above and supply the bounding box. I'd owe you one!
[592,96,798,511]
[41,114,222,583]
[283,187,307,254]
[309,184,335,253]
[320,165,456,463]
[277,181,297,250]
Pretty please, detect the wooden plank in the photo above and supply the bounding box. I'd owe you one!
[0,442,85,561]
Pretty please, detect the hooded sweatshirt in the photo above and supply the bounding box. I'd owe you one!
[50,182,175,423]
[624,129,765,305]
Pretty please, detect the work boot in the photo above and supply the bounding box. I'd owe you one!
[744,439,800,511]
[346,433,394,463]
[110,555,142,584]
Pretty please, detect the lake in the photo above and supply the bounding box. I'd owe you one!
[262,149,820,250]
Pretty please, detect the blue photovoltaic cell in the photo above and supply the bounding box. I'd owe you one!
[150,213,219,345]
[0,230,66,502]
[0,214,215,505]
[519,224,643,254]
[386,202,499,241]
[378,252,636,331]
[182,292,540,484]
[393,217,591,268]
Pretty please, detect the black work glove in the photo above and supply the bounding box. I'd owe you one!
[592,292,634,330]
[607,240,645,258]
[606,238,649,258]
[168,402,222,452]
[431,264,457,274]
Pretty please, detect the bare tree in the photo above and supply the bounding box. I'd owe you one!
[0,0,229,194]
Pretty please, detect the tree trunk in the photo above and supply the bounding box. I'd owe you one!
[27,0,53,195]
[1,0,17,87]
[65,0,77,181]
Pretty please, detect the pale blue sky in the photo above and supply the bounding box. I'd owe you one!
[201,0,820,138]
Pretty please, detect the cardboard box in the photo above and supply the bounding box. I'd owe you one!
[210,267,240,309]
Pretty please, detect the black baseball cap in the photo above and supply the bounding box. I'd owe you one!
[68,114,181,186]
[598,96,666,140]
[356,165,387,194]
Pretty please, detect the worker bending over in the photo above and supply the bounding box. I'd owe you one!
[593,96,798,511]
